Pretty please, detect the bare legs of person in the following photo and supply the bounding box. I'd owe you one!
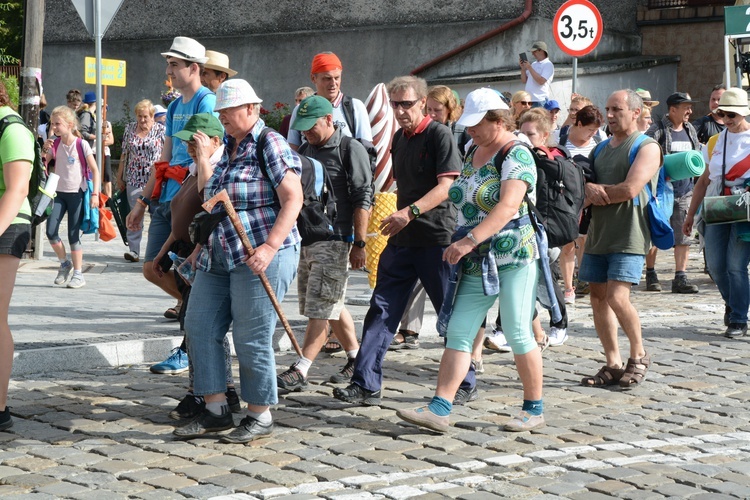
[0,255,21,429]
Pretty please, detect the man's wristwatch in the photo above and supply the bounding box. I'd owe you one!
[409,203,421,219]
[353,240,366,248]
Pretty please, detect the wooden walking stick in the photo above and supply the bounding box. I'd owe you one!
[202,189,302,357]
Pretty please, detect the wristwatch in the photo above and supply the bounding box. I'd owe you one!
[353,240,366,248]
[409,203,421,219]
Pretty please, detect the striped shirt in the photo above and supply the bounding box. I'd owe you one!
[197,118,302,272]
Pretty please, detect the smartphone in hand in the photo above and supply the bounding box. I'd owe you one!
[519,52,528,63]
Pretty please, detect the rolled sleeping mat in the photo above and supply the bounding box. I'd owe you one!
[701,194,750,225]
[366,192,397,288]
[663,151,705,181]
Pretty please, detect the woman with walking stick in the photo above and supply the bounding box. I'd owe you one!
[173,79,303,442]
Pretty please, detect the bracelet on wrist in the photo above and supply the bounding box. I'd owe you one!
[466,232,479,246]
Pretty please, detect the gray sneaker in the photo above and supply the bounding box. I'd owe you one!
[54,260,73,285]
[67,274,86,289]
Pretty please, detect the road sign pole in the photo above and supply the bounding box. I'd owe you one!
[726,36,732,88]
[572,57,578,94]
[95,0,103,178]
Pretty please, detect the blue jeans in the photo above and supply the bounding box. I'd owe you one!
[704,222,750,324]
[144,201,172,262]
[351,243,476,393]
[186,241,299,405]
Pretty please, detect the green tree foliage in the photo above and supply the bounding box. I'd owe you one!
[0,1,22,65]
[0,73,18,107]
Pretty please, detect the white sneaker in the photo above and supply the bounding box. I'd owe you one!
[484,329,512,352]
[548,327,568,346]
[67,273,86,289]
[124,251,139,262]
[564,288,575,305]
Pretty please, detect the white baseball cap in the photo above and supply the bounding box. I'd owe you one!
[457,88,509,127]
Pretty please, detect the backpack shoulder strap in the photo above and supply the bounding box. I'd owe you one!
[558,125,570,147]
[255,127,272,180]
[629,134,649,165]
[341,94,356,136]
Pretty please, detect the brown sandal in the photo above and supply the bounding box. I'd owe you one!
[619,353,651,389]
[581,365,625,387]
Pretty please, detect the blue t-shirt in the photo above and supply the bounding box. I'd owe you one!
[163,87,217,202]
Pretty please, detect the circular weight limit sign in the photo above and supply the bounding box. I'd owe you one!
[553,0,603,57]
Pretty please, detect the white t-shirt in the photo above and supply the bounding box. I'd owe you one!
[525,58,554,102]
[707,128,750,185]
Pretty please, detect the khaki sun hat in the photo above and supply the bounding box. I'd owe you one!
[635,88,659,107]
[204,50,238,78]
[716,87,750,117]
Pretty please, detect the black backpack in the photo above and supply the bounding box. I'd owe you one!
[494,141,585,248]
[0,115,53,227]
[341,95,378,185]
[256,128,337,246]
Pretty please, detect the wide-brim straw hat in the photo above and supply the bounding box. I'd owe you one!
[204,50,238,77]
[636,88,659,107]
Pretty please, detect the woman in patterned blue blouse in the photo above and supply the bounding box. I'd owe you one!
[174,79,303,443]
[398,88,545,434]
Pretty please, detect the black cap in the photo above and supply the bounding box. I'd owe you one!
[666,92,696,107]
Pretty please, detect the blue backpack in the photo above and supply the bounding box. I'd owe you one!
[592,134,674,250]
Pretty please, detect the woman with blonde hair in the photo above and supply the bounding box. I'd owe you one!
[117,99,166,262]
[42,106,100,289]
[511,90,533,127]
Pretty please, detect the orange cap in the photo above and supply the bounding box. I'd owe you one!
[311,53,343,74]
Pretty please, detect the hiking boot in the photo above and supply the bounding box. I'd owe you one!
[124,251,139,262]
[277,365,308,392]
[548,327,568,346]
[54,260,73,285]
[645,271,661,292]
[452,386,478,406]
[671,275,698,294]
[220,416,274,443]
[725,323,748,339]
[0,406,12,431]
[333,383,381,405]
[169,394,205,420]
[226,388,241,413]
[173,408,233,438]
[329,358,355,384]
[574,276,590,295]
[397,407,450,433]
[66,273,86,289]
[504,411,546,432]
[150,347,189,374]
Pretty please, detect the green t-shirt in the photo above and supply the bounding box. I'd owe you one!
[0,107,34,224]
[585,132,659,255]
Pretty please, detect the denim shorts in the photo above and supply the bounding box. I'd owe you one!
[0,223,31,259]
[579,252,645,285]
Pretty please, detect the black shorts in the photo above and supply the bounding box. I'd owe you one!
[0,223,31,258]
[103,155,112,183]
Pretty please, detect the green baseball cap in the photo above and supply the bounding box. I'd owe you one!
[291,95,333,131]
[173,113,224,142]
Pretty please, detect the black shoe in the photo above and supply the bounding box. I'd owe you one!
[452,386,479,406]
[0,406,12,431]
[226,388,241,413]
[333,383,381,405]
[672,275,698,294]
[725,323,748,339]
[645,271,661,292]
[173,408,233,438]
[169,394,205,420]
[277,365,308,392]
[220,416,274,443]
[329,358,355,384]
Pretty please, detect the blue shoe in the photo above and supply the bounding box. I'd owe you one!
[150,347,189,374]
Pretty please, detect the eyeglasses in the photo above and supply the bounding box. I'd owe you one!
[716,111,738,119]
[516,101,532,106]
[390,100,419,110]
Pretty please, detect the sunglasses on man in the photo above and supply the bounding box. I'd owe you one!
[390,100,420,110]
